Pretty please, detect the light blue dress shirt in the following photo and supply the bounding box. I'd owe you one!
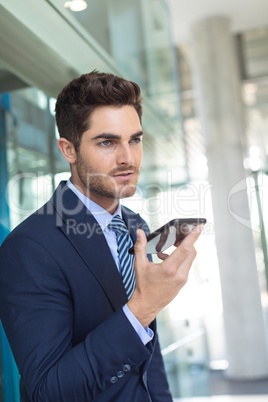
[66,179,153,345]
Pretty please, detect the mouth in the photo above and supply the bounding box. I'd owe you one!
[112,171,135,181]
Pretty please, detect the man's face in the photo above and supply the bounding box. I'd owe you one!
[72,105,143,211]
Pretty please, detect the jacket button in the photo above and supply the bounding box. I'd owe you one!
[122,364,131,372]
[110,376,118,384]
[117,370,125,378]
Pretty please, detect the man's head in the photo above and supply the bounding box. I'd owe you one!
[56,71,144,213]
[55,70,142,152]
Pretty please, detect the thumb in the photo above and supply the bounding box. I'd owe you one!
[134,229,148,265]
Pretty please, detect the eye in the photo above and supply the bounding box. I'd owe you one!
[131,137,142,144]
[100,140,112,147]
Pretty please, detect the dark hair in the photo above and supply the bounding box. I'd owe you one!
[55,70,142,151]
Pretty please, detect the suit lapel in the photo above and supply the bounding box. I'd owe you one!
[122,206,148,243]
[50,182,128,311]
[50,183,148,311]
[122,206,152,261]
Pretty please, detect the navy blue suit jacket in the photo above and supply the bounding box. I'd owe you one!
[0,182,172,401]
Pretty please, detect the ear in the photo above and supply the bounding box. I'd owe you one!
[58,138,77,164]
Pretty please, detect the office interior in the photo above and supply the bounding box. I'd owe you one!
[0,0,268,401]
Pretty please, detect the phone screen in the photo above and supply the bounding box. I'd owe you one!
[129,218,206,254]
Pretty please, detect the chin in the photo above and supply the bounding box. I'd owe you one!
[115,184,137,200]
[120,188,137,199]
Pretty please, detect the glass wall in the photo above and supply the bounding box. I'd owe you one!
[175,25,268,392]
[4,1,268,400]
[177,27,268,314]
[61,0,188,189]
[0,92,20,402]
[5,87,69,229]
[0,1,208,399]
[0,80,70,400]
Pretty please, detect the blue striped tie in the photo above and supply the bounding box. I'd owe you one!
[108,215,135,299]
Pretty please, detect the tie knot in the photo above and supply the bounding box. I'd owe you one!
[108,215,128,237]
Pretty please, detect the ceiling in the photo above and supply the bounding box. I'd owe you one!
[169,0,268,45]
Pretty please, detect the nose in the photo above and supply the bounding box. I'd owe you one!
[117,143,134,166]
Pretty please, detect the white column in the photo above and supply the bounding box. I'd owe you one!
[190,16,268,379]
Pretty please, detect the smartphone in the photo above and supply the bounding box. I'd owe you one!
[128,218,206,255]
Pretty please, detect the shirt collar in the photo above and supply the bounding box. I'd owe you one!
[66,178,122,230]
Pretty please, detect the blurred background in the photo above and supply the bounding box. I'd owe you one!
[0,0,268,401]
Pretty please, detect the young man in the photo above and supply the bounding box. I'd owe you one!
[0,71,202,401]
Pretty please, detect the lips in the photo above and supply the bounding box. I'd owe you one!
[114,171,134,176]
[112,171,135,181]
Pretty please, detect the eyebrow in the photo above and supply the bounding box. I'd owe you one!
[91,131,143,141]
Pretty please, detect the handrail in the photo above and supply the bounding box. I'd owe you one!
[161,328,205,356]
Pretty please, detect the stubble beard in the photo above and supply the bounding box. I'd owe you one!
[76,153,140,202]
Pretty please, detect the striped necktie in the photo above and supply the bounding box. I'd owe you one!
[108,215,135,299]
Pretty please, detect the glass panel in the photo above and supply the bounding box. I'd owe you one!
[241,26,268,308]
[60,0,187,188]
[0,2,217,396]
[0,80,69,400]
[4,87,69,229]
[123,183,216,398]
[0,93,20,402]
[242,26,268,79]
[161,326,210,398]
[242,79,268,173]
[247,172,268,307]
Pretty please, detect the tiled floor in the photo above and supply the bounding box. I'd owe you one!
[175,396,268,402]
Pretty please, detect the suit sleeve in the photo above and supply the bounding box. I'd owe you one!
[147,334,173,401]
[0,235,152,401]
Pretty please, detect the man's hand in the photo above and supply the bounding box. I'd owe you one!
[127,225,203,328]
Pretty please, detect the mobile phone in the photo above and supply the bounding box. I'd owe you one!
[128,218,206,255]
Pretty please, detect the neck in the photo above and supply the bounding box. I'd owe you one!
[70,177,119,215]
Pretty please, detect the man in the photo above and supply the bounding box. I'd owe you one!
[0,71,202,401]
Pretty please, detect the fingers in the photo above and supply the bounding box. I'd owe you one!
[180,224,203,248]
[174,246,197,285]
[155,227,169,252]
[174,240,182,248]
[180,245,197,269]
[134,229,148,266]
[166,224,203,266]
[191,224,204,236]
[157,252,169,261]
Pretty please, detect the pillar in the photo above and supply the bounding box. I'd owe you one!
[190,16,268,379]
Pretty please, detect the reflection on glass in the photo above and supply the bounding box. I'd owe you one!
[63,0,187,188]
